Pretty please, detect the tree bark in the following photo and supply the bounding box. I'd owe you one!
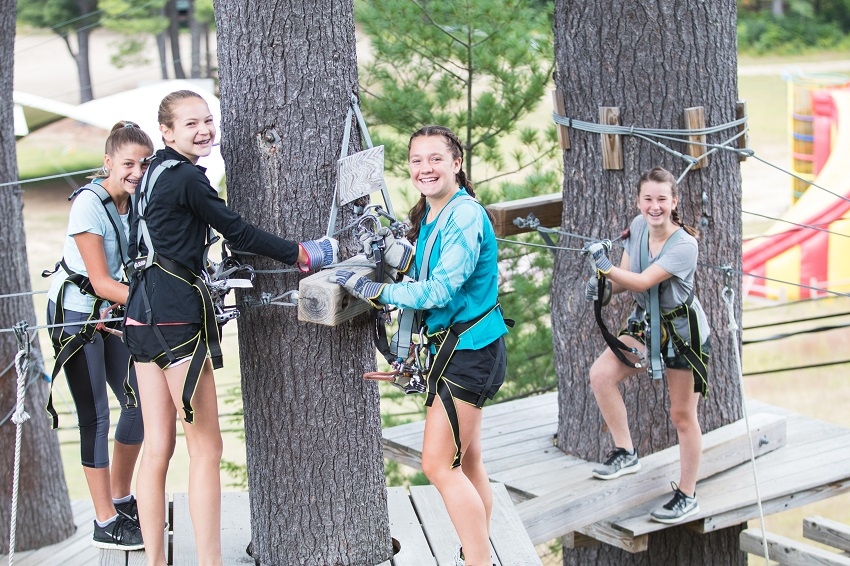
[166,0,186,79]
[550,1,745,564]
[189,0,201,79]
[74,27,93,103]
[157,31,169,80]
[0,0,75,552]
[215,1,392,565]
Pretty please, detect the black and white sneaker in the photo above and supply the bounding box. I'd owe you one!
[114,495,138,524]
[92,515,145,550]
[650,482,700,524]
[592,447,641,479]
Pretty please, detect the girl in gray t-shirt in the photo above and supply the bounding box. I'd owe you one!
[583,166,710,525]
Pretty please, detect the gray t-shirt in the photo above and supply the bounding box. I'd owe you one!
[623,215,710,343]
[47,184,130,313]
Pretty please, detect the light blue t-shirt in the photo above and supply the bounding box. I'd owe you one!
[47,183,130,313]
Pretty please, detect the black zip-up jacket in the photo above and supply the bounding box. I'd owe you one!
[127,147,299,324]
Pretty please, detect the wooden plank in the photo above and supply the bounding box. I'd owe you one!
[599,106,623,170]
[489,483,542,565]
[297,255,376,326]
[484,193,563,237]
[408,485,463,565]
[804,516,850,553]
[517,412,787,545]
[386,487,436,566]
[683,106,708,169]
[552,89,570,150]
[6,499,98,566]
[173,492,254,565]
[574,522,648,554]
[98,550,127,565]
[740,528,850,566]
[736,100,749,162]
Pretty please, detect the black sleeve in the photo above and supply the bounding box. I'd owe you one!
[180,168,300,265]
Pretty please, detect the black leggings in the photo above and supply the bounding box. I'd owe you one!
[48,302,144,468]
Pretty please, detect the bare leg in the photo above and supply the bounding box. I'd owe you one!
[164,359,223,566]
[135,362,177,566]
[588,337,642,450]
[459,411,492,532]
[111,441,142,499]
[84,467,119,522]
[667,368,702,496]
[421,396,490,566]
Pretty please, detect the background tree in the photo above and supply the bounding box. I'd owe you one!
[357,0,562,400]
[17,0,100,103]
[99,0,169,75]
[550,1,745,564]
[0,0,75,552]
[214,0,392,564]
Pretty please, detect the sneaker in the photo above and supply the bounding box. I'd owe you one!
[114,495,138,524]
[591,447,641,479]
[650,482,700,524]
[92,515,145,551]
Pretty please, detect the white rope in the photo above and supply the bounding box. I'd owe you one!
[722,283,769,565]
[8,323,31,566]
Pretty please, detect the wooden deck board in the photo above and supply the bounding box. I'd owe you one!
[0,499,98,566]
[386,486,436,566]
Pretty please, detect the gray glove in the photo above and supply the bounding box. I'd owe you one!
[585,277,612,305]
[334,270,385,308]
[583,240,613,274]
[298,236,339,272]
[360,227,414,273]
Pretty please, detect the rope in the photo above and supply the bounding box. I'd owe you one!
[8,322,31,566]
[721,275,770,566]
[0,316,123,334]
[0,290,48,300]
[0,169,100,189]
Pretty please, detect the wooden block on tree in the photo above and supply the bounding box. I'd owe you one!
[736,100,749,162]
[804,516,850,554]
[740,528,850,566]
[297,255,376,326]
[683,106,708,169]
[485,193,563,237]
[599,106,623,170]
[552,89,570,150]
[517,412,786,545]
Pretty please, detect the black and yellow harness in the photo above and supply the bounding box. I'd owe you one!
[128,159,222,424]
[42,183,137,428]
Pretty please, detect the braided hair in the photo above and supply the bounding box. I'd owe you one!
[406,125,477,243]
[637,166,699,238]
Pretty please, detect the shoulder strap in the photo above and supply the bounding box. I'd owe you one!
[81,183,130,266]
[135,159,182,270]
[417,195,476,282]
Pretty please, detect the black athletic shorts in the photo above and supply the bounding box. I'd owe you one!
[442,336,506,402]
[124,323,202,369]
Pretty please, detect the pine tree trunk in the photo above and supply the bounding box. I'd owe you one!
[550,1,746,563]
[167,0,186,79]
[157,31,169,80]
[0,0,75,551]
[74,28,93,103]
[215,1,392,564]
[189,0,201,79]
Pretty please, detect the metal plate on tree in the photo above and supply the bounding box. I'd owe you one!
[336,145,386,206]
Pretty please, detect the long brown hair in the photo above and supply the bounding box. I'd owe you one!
[90,121,154,179]
[637,166,699,238]
[406,125,477,242]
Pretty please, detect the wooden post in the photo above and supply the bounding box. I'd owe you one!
[552,89,571,150]
[297,255,377,326]
[683,106,708,169]
[599,106,623,170]
[736,99,749,162]
[485,193,564,237]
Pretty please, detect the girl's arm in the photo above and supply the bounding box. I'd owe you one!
[605,248,672,294]
[75,232,129,305]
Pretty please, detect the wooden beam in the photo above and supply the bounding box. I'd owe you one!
[517,412,787,545]
[297,255,376,326]
[740,528,850,566]
[573,522,649,554]
[736,100,749,162]
[552,89,571,150]
[599,106,623,170]
[485,193,563,238]
[804,516,850,554]
[683,106,708,169]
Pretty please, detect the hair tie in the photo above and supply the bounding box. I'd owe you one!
[123,122,136,129]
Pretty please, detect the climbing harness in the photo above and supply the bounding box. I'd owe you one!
[41,182,135,428]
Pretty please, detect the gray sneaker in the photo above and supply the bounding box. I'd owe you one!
[114,495,138,524]
[650,483,700,524]
[592,447,641,479]
[92,514,145,550]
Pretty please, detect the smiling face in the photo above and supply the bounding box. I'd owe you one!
[103,143,152,196]
[160,96,215,163]
[638,178,678,229]
[408,135,462,207]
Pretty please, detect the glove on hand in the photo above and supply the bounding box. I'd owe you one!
[363,227,414,273]
[584,240,613,274]
[584,277,612,305]
[334,270,385,308]
[298,236,339,272]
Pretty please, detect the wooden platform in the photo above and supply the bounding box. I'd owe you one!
[741,516,850,565]
[383,392,850,551]
[0,499,99,566]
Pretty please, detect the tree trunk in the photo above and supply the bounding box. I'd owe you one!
[550,1,745,564]
[74,27,93,103]
[772,0,784,17]
[215,1,392,565]
[157,31,169,80]
[189,0,201,78]
[166,0,186,79]
[203,22,212,78]
[0,0,75,552]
